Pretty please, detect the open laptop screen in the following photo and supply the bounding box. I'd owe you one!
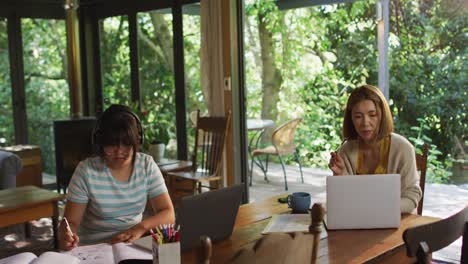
[326,174,401,230]
[176,184,244,252]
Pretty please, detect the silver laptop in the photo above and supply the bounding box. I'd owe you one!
[325,174,401,230]
[177,184,244,252]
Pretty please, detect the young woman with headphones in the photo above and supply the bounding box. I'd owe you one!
[58,104,175,250]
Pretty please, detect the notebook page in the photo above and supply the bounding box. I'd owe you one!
[0,252,37,264]
[112,242,152,263]
[65,243,114,263]
[34,252,80,264]
[132,235,152,251]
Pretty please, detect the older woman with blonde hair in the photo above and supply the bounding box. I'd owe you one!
[329,84,421,213]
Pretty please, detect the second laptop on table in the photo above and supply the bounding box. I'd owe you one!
[325,174,401,230]
[134,184,244,252]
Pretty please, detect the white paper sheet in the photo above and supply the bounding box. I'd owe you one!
[0,251,79,264]
[262,214,328,240]
[66,243,114,264]
[34,252,80,264]
[65,242,152,264]
[112,242,152,263]
[0,252,37,264]
[132,235,153,251]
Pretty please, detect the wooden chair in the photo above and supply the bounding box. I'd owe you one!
[189,110,209,148]
[416,143,429,215]
[250,118,304,191]
[228,203,325,264]
[403,205,468,264]
[198,235,212,264]
[0,151,32,237]
[167,110,231,196]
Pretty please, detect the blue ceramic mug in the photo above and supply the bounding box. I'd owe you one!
[288,192,311,214]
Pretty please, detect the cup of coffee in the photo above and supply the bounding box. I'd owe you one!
[288,192,311,214]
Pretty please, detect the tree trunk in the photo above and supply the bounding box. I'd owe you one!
[258,12,282,140]
[150,13,174,70]
[149,13,195,103]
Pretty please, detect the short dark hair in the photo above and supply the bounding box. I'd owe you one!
[342,84,394,140]
[95,105,140,160]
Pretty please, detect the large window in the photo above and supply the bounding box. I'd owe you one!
[100,16,131,107]
[244,1,378,169]
[0,18,14,146]
[183,4,202,151]
[137,10,177,159]
[22,18,69,174]
[244,0,466,186]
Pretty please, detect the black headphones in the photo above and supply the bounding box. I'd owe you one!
[93,104,144,147]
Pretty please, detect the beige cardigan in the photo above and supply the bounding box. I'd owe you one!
[338,133,422,213]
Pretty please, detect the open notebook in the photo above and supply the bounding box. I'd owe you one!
[0,242,152,264]
[65,242,152,263]
[0,252,79,264]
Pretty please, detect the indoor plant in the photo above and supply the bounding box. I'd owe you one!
[132,105,171,162]
[145,123,170,162]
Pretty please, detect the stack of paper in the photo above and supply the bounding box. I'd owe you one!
[262,214,328,240]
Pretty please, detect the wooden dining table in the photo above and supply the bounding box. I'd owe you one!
[181,194,439,263]
[0,186,65,249]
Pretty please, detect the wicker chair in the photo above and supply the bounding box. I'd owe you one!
[250,118,304,191]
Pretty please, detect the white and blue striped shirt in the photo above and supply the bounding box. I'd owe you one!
[66,152,168,244]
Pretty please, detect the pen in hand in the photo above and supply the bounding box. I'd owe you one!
[329,139,346,175]
[61,216,79,250]
[63,217,73,234]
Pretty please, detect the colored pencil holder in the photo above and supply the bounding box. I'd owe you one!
[152,239,181,264]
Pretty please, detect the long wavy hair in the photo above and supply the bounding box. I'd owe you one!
[342,84,394,141]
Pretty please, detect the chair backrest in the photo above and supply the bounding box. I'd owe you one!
[198,235,212,264]
[189,110,198,127]
[192,110,231,177]
[0,151,22,189]
[403,205,468,264]
[271,118,302,155]
[416,143,429,215]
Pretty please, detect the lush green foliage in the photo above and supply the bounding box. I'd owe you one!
[130,102,171,147]
[388,1,467,182]
[408,118,452,183]
[0,2,465,184]
[100,17,132,106]
[244,0,466,183]
[24,19,70,175]
[0,19,15,146]
[99,12,202,158]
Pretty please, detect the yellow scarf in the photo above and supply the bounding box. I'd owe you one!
[356,136,391,175]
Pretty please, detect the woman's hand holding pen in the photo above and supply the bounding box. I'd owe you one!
[329,151,345,176]
[59,217,79,251]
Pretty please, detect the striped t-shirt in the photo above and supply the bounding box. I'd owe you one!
[66,152,168,244]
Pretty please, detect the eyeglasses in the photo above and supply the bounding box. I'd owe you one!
[103,144,132,154]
